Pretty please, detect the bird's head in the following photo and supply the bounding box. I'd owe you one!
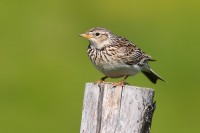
[79,27,114,49]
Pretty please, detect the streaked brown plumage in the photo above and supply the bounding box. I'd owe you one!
[80,27,165,84]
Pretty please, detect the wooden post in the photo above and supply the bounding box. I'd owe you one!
[80,83,156,133]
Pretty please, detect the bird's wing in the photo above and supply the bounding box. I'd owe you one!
[116,36,154,65]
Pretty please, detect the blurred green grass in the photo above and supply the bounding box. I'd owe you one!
[0,0,200,132]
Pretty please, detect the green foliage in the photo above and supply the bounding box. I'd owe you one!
[0,0,200,132]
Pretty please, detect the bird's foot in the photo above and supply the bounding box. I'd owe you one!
[94,76,108,84]
[94,79,105,84]
[112,81,127,87]
[94,80,111,85]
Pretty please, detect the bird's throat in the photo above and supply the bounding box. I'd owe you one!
[89,40,110,50]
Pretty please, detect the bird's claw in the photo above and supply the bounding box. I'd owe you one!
[112,81,127,87]
[94,79,105,84]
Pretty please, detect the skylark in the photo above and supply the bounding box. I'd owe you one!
[80,27,165,85]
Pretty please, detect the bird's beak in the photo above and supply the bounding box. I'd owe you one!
[79,33,94,39]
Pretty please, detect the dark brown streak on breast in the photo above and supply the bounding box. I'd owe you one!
[105,48,112,56]
[92,49,97,63]
[99,50,103,59]
[103,53,109,62]
[98,50,104,63]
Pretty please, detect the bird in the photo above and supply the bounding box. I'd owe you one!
[79,27,165,86]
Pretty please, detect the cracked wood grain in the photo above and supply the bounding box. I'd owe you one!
[80,83,155,133]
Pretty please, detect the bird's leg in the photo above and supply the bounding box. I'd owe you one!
[94,76,108,84]
[112,76,129,87]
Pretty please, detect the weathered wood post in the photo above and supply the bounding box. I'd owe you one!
[80,83,156,133]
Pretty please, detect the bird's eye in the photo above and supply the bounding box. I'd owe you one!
[95,32,100,36]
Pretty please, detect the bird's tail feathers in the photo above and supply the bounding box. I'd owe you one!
[142,69,165,84]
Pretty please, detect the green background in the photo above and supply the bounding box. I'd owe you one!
[0,0,200,132]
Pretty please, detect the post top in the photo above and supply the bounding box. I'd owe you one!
[85,82,155,92]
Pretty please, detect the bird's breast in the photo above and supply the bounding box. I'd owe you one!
[87,47,141,78]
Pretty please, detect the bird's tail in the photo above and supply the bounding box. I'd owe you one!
[142,69,165,84]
